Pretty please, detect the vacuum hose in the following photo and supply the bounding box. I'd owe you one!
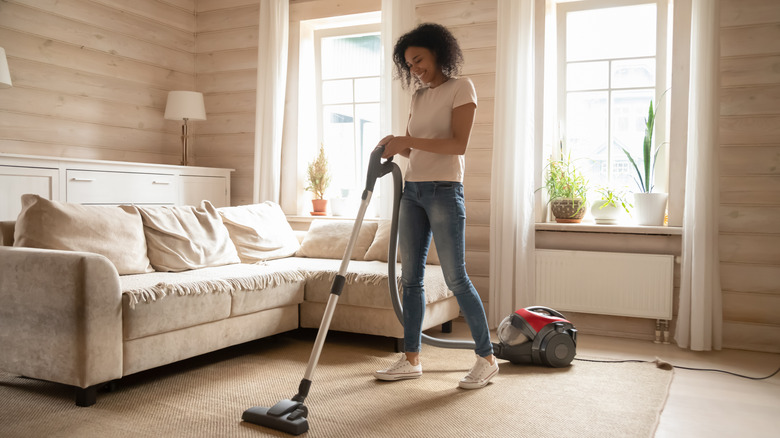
[371,145,477,351]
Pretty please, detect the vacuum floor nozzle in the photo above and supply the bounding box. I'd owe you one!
[242,399,309,435]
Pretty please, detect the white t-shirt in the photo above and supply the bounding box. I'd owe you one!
[405,77,477,183]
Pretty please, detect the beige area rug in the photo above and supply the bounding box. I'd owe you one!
[0,330,673,438]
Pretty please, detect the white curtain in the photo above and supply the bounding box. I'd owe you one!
[254,0,289,203]
[675,0,722,351]
[488,0,536,327]
[379,0,414,218]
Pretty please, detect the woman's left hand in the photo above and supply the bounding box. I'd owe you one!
[381,136,411,159]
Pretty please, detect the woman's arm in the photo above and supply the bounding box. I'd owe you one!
[380,102,476,159]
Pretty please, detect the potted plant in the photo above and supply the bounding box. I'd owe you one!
[590,186,632,225]
[540,153,589,223]
[620,96,668,226]
[305,144,331,216]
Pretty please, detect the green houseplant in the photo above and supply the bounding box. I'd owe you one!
[541,153,589,223]
[590,186,632,225]
[620,96,669,226]
[305,144,331,215]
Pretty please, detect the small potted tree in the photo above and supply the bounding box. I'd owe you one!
[540,153,589,223]
[590,186,632,224]
[305,144,331,216]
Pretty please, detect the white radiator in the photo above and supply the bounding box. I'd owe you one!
[535,249,674,320]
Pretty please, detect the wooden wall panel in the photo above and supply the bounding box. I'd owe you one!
[719,0,780,352]
[720,176,780,205]
[194,0,260,206]
[721,55,780,87]
[0,1,196,164]
[411,0,498,310]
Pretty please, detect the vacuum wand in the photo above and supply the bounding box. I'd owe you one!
[242,145,395,435]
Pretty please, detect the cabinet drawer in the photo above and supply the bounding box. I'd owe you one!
[67,170,177,204]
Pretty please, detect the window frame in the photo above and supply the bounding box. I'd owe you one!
[312,23,382,202]
[555,0,670,197]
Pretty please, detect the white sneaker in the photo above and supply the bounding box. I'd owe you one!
[374,354,422,381]
[459,355,499,389]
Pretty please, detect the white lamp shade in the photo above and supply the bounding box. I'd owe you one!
[0,47,12,89]
[164,91,206,120]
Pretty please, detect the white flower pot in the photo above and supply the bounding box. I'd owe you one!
[590,201,621,224]
[633,192,668,226]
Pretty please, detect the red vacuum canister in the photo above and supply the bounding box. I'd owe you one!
[493,306,577,367]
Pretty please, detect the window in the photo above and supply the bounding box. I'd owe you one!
[557,0,668,194]
[314,26,381,199]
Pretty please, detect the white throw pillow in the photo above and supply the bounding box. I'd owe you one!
[131,201,240,272]
[217,201,300,263]
[297,219,378,261]
[13,194,153,275]
[363,220,440,265]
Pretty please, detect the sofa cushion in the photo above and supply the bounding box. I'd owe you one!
[217,201,300,263]
[130,201,240,272]
[279,257,453,309]
[121,288,232,341]
[296,219,378,260]
[363,220,441,265]
[13,194,153,275]
[120,263,307,339]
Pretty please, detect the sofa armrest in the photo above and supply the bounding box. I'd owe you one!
[0,246,123,389]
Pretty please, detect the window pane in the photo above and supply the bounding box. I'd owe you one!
[566,4,656,62]
[322,79,353,104]
[323,104,356,192]
[611,89,655,191]
[321,34,381,80]
[612,58,655,89]
[567,91,608,189]
[567,61,609,91]
[355,77,380,102]
[355,103,380,182]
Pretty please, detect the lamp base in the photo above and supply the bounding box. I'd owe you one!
[180,119,189,166]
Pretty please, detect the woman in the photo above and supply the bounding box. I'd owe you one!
[373,23,498,389]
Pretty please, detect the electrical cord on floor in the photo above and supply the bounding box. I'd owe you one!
[573,357,780,380]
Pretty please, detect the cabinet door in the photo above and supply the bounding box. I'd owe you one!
[180,175,228,207]
[0,166,59,220]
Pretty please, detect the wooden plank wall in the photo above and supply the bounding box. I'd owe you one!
[0,0,196,164]
[195,0,261,206]
[719,0,780,353]
[415,0,498,305]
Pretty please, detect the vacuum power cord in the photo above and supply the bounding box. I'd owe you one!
[573,357,780,381]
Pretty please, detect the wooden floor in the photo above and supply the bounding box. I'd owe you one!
[428,319,780,437]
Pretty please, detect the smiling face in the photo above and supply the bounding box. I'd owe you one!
[404,46,446,87]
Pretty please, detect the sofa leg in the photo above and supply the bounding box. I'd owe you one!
[75,384,99,407]
[441,320,453,333]
[394,337,403,353]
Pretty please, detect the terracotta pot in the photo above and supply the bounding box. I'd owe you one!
[311,199,328,216]
[551,199,586,223]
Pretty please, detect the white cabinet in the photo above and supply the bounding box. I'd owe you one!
[0,154,232,220]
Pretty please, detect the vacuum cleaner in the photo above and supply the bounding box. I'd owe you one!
[242,145,577,435]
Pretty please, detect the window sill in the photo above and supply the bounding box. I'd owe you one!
[287,215,380,224]
[535,222,682,236]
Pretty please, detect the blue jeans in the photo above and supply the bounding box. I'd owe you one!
[399,181,493,357]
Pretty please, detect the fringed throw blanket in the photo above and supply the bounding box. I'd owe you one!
[269,258,452,305]
[121,263,306,308]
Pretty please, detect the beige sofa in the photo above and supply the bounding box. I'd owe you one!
[0,196,459,406]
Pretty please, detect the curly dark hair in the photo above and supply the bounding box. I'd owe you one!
[392,23,464,89]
